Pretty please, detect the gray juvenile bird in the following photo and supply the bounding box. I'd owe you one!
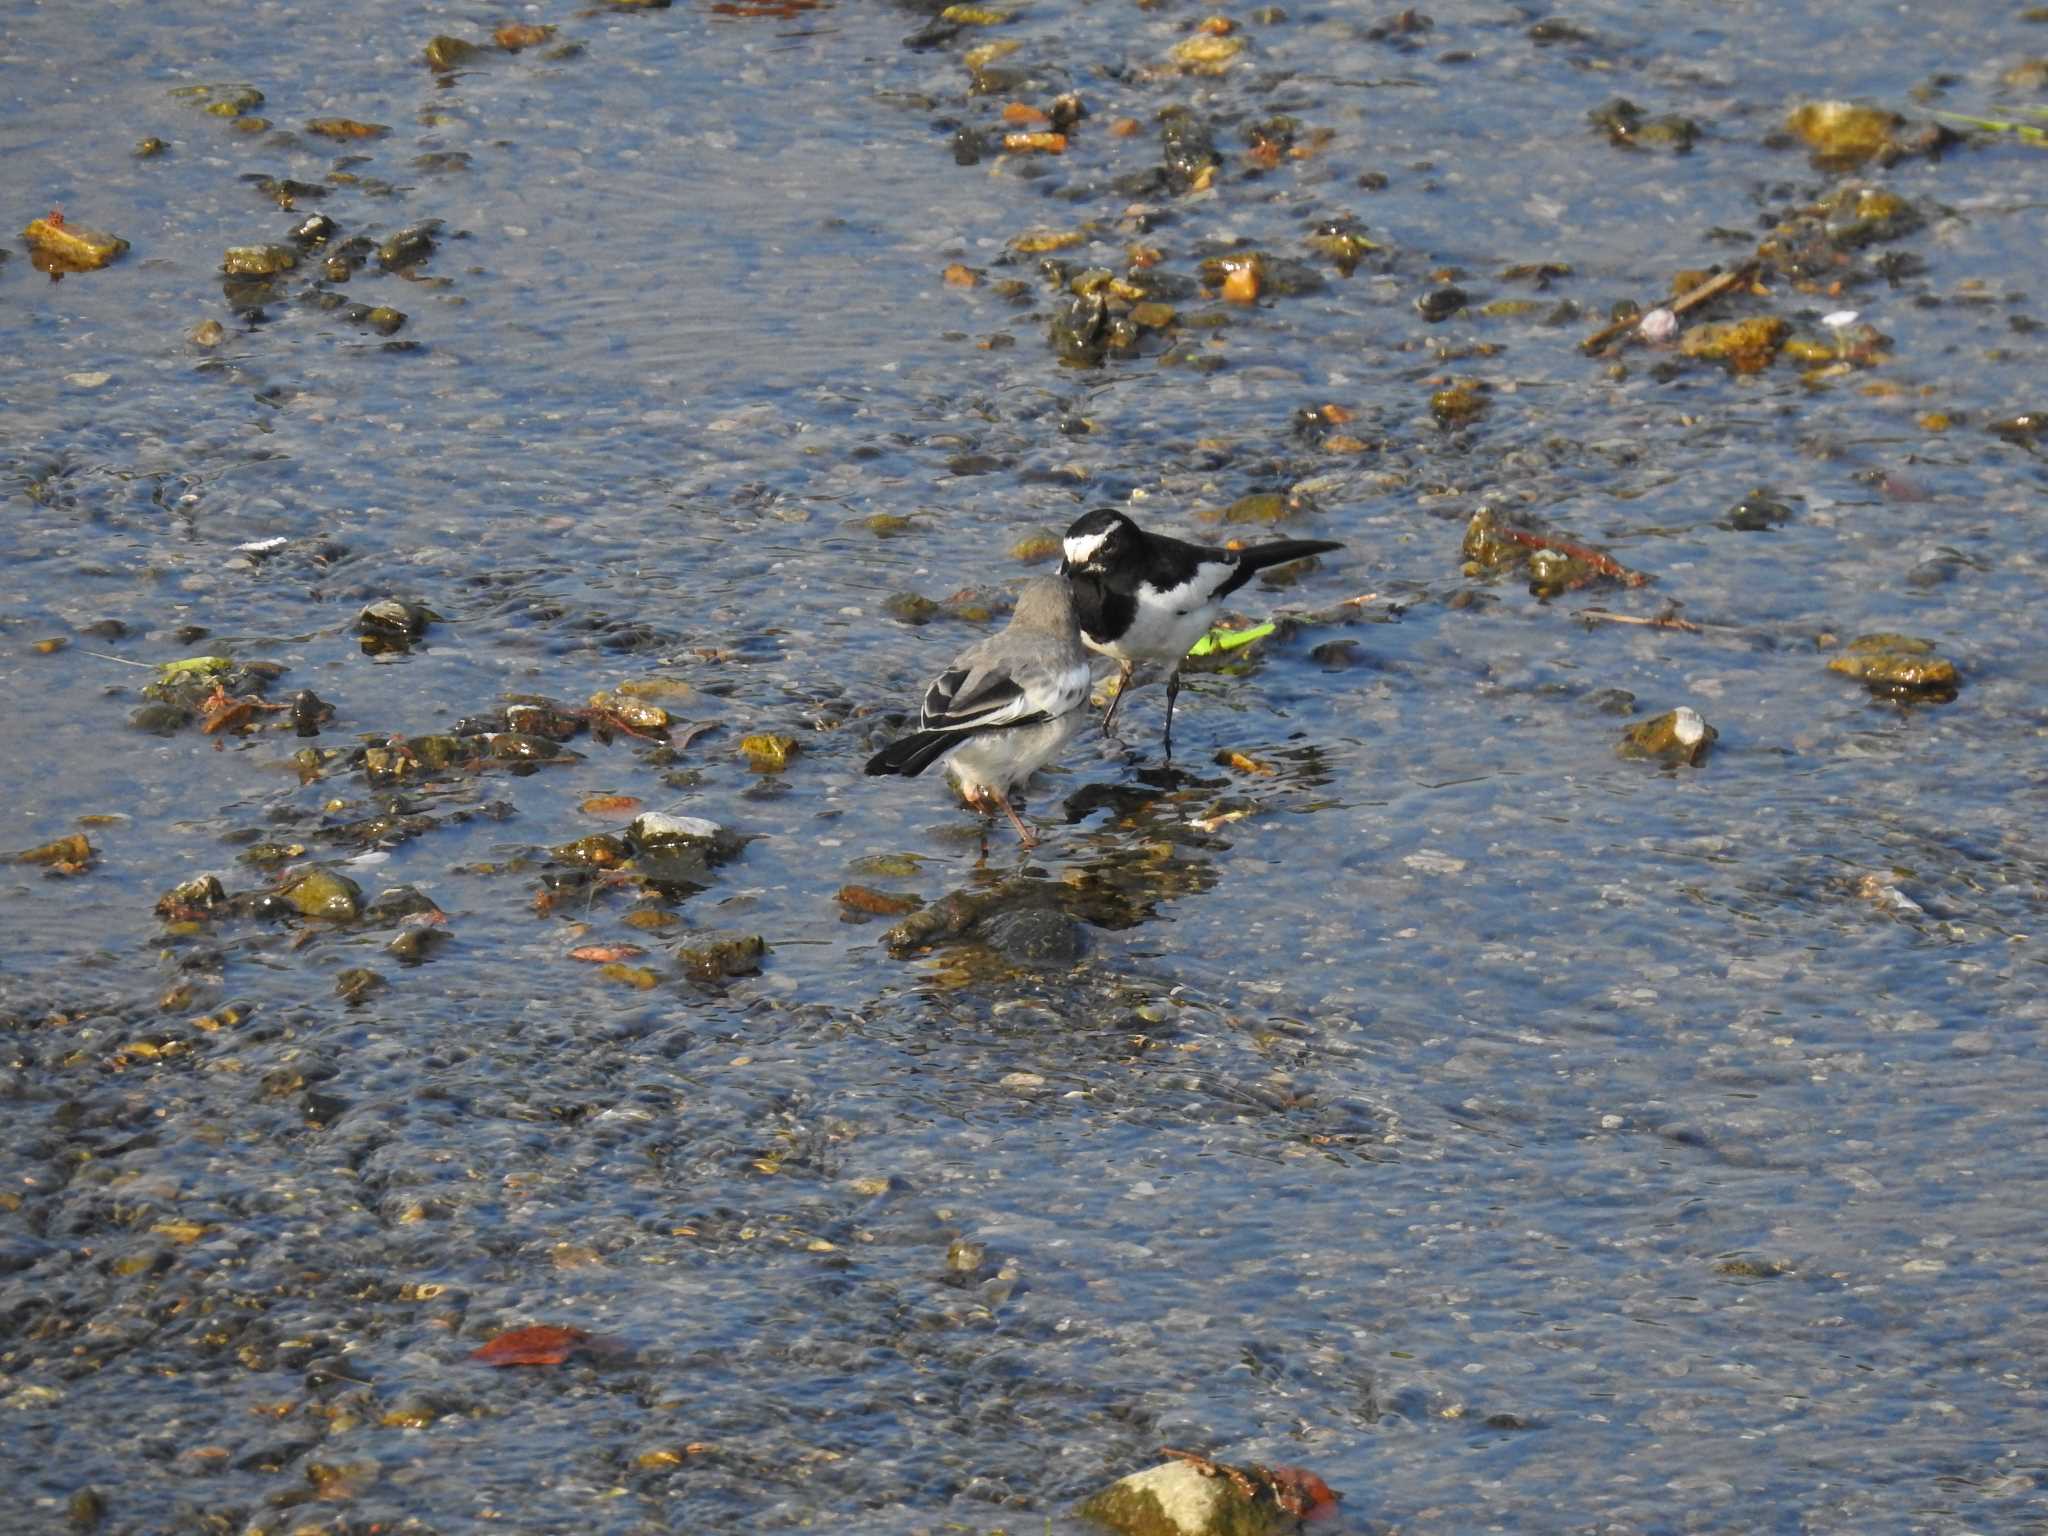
[1059,507,1343,756]
[864,576,1091,848]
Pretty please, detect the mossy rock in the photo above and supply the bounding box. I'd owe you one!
[280,868,364,920]
[1785,101,1900,165]
[1827,635,1960,698]
[1617,707,1716,766]
[1679,316,1788,373]
[676,932,766,982]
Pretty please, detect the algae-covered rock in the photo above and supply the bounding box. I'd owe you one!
[1589,97,1698,151]
[836,884,924,919]
[424,35,483,70]
[1051,290,1112,366]
[552,834,630,868]
[280,868,364,920]
[1785,101,1900,165]
[306,118,390,140]
[357,598,440,655]
[377,224,437,271]
[1431,379,1489,427]
[1618,707,1716,767]
[488,732,577,763]
[1216,491,1291,525]
[156,874,228,921]
[1460,507,1533,579]
[23,214,128,272]
[496,21,556,49]
[1525,546,1596,597]
[675,931,766,982]
[884,592,942,625]
[1306,225,1378,276]
[1819,184,1920,247]
[335,967,385,1003]
[1161,107,1221,192]
[739,733,800,772]
[14,833,93,869]
[1415,284,1468,322]
[1723,492,1794,531]
[1079,1456,1339,1536]
[588,689,669,734]
[1827,634,1960,699]
[222,244,297,277]
[629,812,728,851]
[1679,316,1788,373]
[1170,33,1246,74]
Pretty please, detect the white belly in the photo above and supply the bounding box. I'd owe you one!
[945,711,1082,800]
[1086,583,1219,667]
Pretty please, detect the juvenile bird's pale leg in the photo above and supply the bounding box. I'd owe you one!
[993,788,1037,849]
[1098,661,1136,738]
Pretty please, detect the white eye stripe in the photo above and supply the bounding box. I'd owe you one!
[1063,531,1110,566]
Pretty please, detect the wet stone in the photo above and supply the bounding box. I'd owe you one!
[979,904,1083,963]
[222,244,296,277]
[1724,492,1795,530]
[1416,285,1468,322]
[377,224,438,271]
[1617,707,1717,767]
[279,867,364,920]
[155,873,228,919]
[837,884,924,918]
[884,592,941,625]
[1827,634,1960,699]
[676,931,766,982]
[130,701,193,735]
[356,598,439,654]
[425,34,483,70]
[334,967,385,1003]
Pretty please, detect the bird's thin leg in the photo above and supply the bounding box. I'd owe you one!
[1162,666,1182,760]
[1099,662,1135,738]
[993,788,1037,848]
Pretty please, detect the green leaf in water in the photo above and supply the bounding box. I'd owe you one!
[1186,620,1276,658]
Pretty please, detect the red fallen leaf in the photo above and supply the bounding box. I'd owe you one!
[1267,1465,1341,1521]
[569,943,646,963]
[470,1325,589,1367]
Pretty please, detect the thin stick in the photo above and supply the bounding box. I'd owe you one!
[1574,607,1702,633]
[1581,262,1760,356]
[76,649,159,668]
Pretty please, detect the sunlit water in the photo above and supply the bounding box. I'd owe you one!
[2,0,2045,1531]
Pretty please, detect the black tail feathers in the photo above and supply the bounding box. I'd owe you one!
[1236,538,1344,575]
[864,727,964,779]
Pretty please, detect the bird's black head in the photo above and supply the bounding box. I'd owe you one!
[1059,507,1139,577]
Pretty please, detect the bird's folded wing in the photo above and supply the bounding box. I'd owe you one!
[922,658,1089,731]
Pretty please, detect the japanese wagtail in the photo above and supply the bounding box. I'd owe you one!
[864,575,1091,849]
[1058,507,1342,756]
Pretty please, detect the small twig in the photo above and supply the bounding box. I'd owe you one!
[77,649,159,668]
[1338,590,1381,606]
[1492,526,1651,587]
[1574,607,1702,633]
[1581,261,1761,356]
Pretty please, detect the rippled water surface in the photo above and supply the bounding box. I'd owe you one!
[3,0,2046,1531]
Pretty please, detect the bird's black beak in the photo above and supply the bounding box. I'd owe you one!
[1056,557,1071,577]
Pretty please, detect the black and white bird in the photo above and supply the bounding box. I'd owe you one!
[1058,507,1343,755]
[864,575,1092,849]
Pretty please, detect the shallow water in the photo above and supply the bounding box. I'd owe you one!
[3,0,2046,1532]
